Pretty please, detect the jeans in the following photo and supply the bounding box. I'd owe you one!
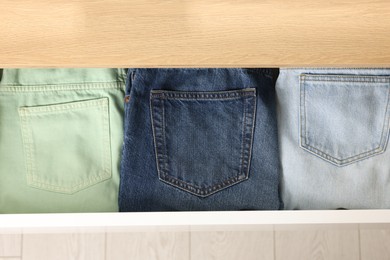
[119,68,282,211]
[0,68,125,213]
[276,68,390,209]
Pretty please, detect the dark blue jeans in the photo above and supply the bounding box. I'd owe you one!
[119,68,282,211]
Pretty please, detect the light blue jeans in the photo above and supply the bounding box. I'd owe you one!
[276,68,390,209]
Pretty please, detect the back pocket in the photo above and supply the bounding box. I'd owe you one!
[19,98,112,194]
[150,88,256,197]
[300,74,390,166]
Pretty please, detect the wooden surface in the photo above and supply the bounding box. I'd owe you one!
[191,230,274,260]
[274,225,360,260]
[360,225,390,260]
[22,233,105,260]
[0,234,21,257]
[106,232,190,260]
[1,225,390,260]
[1,0,390,67]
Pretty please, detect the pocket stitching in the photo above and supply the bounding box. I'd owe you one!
[299,75,390,166]
[238,95,247,178]
[19,98,112,194]
[1,82,124,93]
[161,99,169,177]
[150,89,256,197]
[151,89,255,100]
[299,74,390,82]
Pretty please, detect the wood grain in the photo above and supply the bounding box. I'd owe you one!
[360,227,390,260]
[275,225,360,260]
[0,0,390,67]
[191,230,274,260]
[0,234,21,257]
[106,231,190,260]
[3,225,390,259]
[22,232,105,260]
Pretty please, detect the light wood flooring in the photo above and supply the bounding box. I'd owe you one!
[1,224,389,260]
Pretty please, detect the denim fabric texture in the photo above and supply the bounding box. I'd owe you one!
[120,68,282,211]
[276,68,390,209]
[0,68,125,213]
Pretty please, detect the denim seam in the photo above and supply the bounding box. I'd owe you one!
[161,99,169,176]
[301,79,390,83]
[301,74,390,77]
[380,83,390,153]
[300,77,390,83]
[150,89,256,197]
[2,81,124,86]
[238,96,247,178]
[102,97,113,188]
[300,145,386,166]
[0,82,124,93]
[159,173,248,198]
[245,94,257,182]
[18,98,109,114]
[26,172,112,193]
[240,95,256,181]
[301,78,308,149]
[150,95,163,185]
[155,97,253,101]
[18,98,112,194]
[19,111,35,191]
[299,76,390,166]
[151,96,169,184]
[150,89,255,100]
[137,68,273,76]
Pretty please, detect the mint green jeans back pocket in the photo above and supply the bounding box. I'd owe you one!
[19,98,112,194]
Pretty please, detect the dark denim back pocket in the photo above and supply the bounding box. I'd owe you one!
[150,88,256,197]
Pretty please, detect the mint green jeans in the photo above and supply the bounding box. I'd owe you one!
[0,69,125,213]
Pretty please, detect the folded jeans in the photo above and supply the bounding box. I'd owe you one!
[119,68,282,211]
[0,68,126,213]
[276,68,390,209]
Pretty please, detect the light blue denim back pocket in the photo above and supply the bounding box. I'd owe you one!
[150,88,256,197]
[300,74,390,166]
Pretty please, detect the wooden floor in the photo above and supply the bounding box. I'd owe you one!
[1,224,389,260]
